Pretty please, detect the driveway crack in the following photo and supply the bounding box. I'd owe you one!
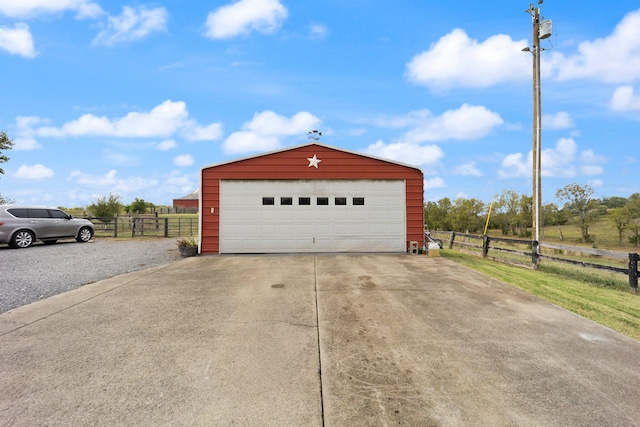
[314,256,325,426]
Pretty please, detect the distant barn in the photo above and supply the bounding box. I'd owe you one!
[172,189,199,209]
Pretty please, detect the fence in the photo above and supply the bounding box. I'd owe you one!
[150,206,198,215]
[88,216,198,238]
[431,230,639,293]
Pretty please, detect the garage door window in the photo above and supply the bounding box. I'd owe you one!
[299,197,311,206]
[262,197,275,205]
[353,197,365,205]
[335,197,347,206]
[280,197,293,205]
[317,197,329,206]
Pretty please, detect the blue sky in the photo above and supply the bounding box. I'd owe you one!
[1,0,639,208]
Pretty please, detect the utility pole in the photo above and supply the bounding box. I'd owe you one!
[524,1,551,264]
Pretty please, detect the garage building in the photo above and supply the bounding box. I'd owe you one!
[199,143,424,254]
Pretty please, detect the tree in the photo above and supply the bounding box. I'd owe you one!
[542,202,567,226]
[600,196,627,209]
[126,198,155,214]
[555,183,600,244]
[424,197,452,231]
[494,190,521,235]
[88,193,123,218]
[626,193,640,247]
[0,131,15,204]
[514,194,532,236]
[0,131,13,176]
[450,197,485,233]
[609,207,630,245]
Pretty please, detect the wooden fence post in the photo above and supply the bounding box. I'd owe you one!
[448,231,455,249]
[482,235,489,257]
[532,241,539,270]
[164,218,169,238]
[114,215,118,238]
[629,253,639,294]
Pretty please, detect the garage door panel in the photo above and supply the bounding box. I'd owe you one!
[220,180,406,253]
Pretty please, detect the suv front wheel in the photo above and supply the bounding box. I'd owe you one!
[11,230,34,248]
[76,226,93,243]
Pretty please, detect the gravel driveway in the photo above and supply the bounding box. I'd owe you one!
[0,238,182,313]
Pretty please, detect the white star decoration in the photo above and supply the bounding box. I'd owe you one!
[307,154,322,168]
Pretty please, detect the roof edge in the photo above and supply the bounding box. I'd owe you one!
[200,142,423,173]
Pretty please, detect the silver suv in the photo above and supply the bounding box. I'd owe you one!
[0,205,94,248]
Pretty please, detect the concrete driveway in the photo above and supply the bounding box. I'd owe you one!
[1,255,639,426]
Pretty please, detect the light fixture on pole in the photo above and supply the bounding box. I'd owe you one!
[524,1,552,266]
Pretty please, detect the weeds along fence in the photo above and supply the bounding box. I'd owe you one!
[87,216,198,238]
[431,231,639,294]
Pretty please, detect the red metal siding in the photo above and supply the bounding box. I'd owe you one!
[172,199,198,208]
[200,144,424,254]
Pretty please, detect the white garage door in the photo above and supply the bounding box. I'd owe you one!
[219,180,406,253]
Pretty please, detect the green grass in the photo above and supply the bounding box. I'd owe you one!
[441,250,640,342]
[483,216,640,251]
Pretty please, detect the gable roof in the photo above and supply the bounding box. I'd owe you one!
[201,142,422,172]
[174,189,199,200]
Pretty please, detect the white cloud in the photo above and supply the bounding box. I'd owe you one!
[103,151,136,166]
[245,110,316,135]
[377,105,503,143]
[406,29,529,90]
[15,115,47,131]
[69,169,117,186]
[174,154,194,166]
[347,128,367,136]
[224,131,280,154]
[163,170,194,189]
[555,9,640,83]
[13,137,41,150]
[424,177,446,190]
[453,161,482,177]
[156,139,176,151]
[32,100,222,140]
[204,0,288,39]
[15,164,54,179]
[609,86,640,112]
[182,122,224,141]
[93,6,168,46]
[0,23,37,58]
[580,149,607,164]
[223,110,320,154]
[112,176,160,194]
[310,24,328,40]
[498,152,529,179]
[541,138,579,177]
[543,111,575,129]
[498,137,606,179]
[365,141,444,168]
[406,9,640,90]
[0,0,103,19]
[12,116,45,149]
[68,169,159,193]
[581,165,603,175]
